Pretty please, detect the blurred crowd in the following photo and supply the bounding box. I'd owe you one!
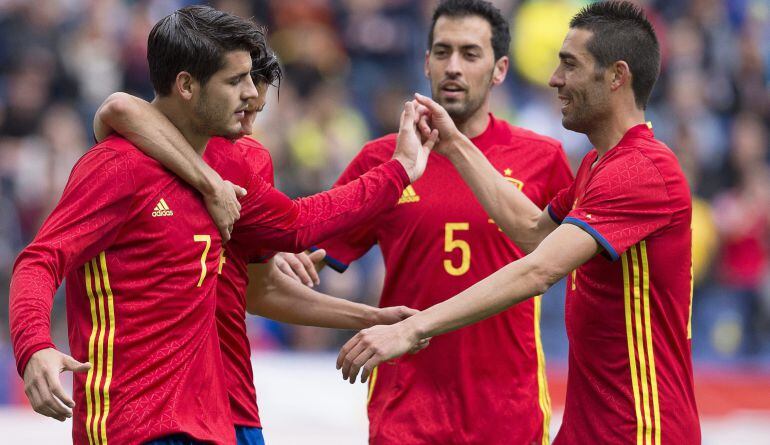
[0,0,769,401]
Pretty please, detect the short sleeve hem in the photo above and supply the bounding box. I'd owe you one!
[314,246,349,273]
[547,204,564,224]
[563,217,620,261]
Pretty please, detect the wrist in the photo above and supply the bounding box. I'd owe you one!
[445,132,472,163]
[400,316,425,342]
[365,306,382,327]
[197,167,224,198]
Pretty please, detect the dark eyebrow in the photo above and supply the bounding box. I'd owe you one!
[558,51,577,61]
[228,72,250,81]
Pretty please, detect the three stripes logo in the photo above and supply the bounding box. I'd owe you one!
[84,252,115,445]
[151,198,174,217]
[397,185,420,205]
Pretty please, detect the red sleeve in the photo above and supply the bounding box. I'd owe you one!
[315,147,385,272]
[562,152,672,261]
[547,182,575,224]
[232,158,408,254]
[9,147,136,376]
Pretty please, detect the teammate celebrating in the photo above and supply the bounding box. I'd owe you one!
[91,9,435,445]
[305,1,574,443]
[10,6,433,445]
[338,2,701,444]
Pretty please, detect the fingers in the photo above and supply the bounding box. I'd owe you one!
[62,355,92,374]
[25,373,70,421]
[308,248,326,264]
[398,306,419,319]
[414,92,442,113]
[341,339,375,383]
[337,333,361,370]
[296,253,320,286]
[234,184,247,198]
[285,254,313,287]
[275,256,301,283]
[220,226,231,244]
[423,129,439,151]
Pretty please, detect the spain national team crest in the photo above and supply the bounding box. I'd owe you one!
[398,185,420,205]
[503,168,524,190]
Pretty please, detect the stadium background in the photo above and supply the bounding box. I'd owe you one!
[0,0,768,443]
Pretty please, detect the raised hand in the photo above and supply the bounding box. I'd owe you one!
[413,93,463,156]
[23,348,91,422]
[273,249,326,287]
[203,177,247,243]
[392,101,439,183]
[336,321,420,384]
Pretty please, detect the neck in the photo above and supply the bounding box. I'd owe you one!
[455,104,491,139]
[152,97,209,154]
[587,105,646,157]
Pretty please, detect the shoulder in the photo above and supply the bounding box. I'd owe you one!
[350,134,397,167]
[234,136,272,169]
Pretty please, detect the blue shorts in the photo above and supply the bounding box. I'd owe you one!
[144,427,263,445]
[236,426,265,445]
[144,434,204,445]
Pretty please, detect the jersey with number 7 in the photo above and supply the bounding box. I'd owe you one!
[319,115,574,445]
[10,136,234,445]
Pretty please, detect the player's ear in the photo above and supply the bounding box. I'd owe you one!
[492,55,509,86]
[424,50,431,79]
[610,61,630,92]
[175,71,196,100]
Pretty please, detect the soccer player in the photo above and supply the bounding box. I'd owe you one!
[297,1,574,443]
[91,13,435,445]
[8,7,267,445]
[338,2,701,443]
[10,6,432,445]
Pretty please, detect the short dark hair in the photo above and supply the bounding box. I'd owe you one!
[148,5,274,96]
[429,0,511,61]
[251,48,282,88]
[570,1,660,109]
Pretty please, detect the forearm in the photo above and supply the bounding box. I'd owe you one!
[446,135,549,252]
[237,159,409,253]
[248,265,378,329]
[95,92,221,196]
[405,257,549,339]
[402,224,598,340]
[9,252,60,376]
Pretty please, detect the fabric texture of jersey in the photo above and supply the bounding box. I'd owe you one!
[10,136,233,445]
[548,124,700,444]
[319,114,574,444]
[203,136,411,428]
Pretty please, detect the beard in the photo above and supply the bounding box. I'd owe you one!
[193,91,242,139]
[432,70,493,124]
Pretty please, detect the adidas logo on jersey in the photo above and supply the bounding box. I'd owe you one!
[152,198,174,217]
[398,185,420,205]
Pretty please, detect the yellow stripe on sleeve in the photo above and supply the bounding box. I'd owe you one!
[84,262,99,445]
[631,245,653,445]
[367,366,379,405]
[622,252,643,445]
[98,252,115,445]
[91,257,107,443]
[534,295,551,445]
[640,242,661,445]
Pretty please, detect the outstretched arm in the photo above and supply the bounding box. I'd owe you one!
[337,223,599,383]
[245,260,414,329]
[414,93,559,253]
[94,92,245,241]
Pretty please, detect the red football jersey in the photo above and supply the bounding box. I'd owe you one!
[9,136,234,445]
[202,136,411,428]
[547,124,700,444]
[319,115,574,444]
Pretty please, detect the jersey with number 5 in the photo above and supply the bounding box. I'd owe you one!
[319,114,574,445]
[9,135,234,445]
